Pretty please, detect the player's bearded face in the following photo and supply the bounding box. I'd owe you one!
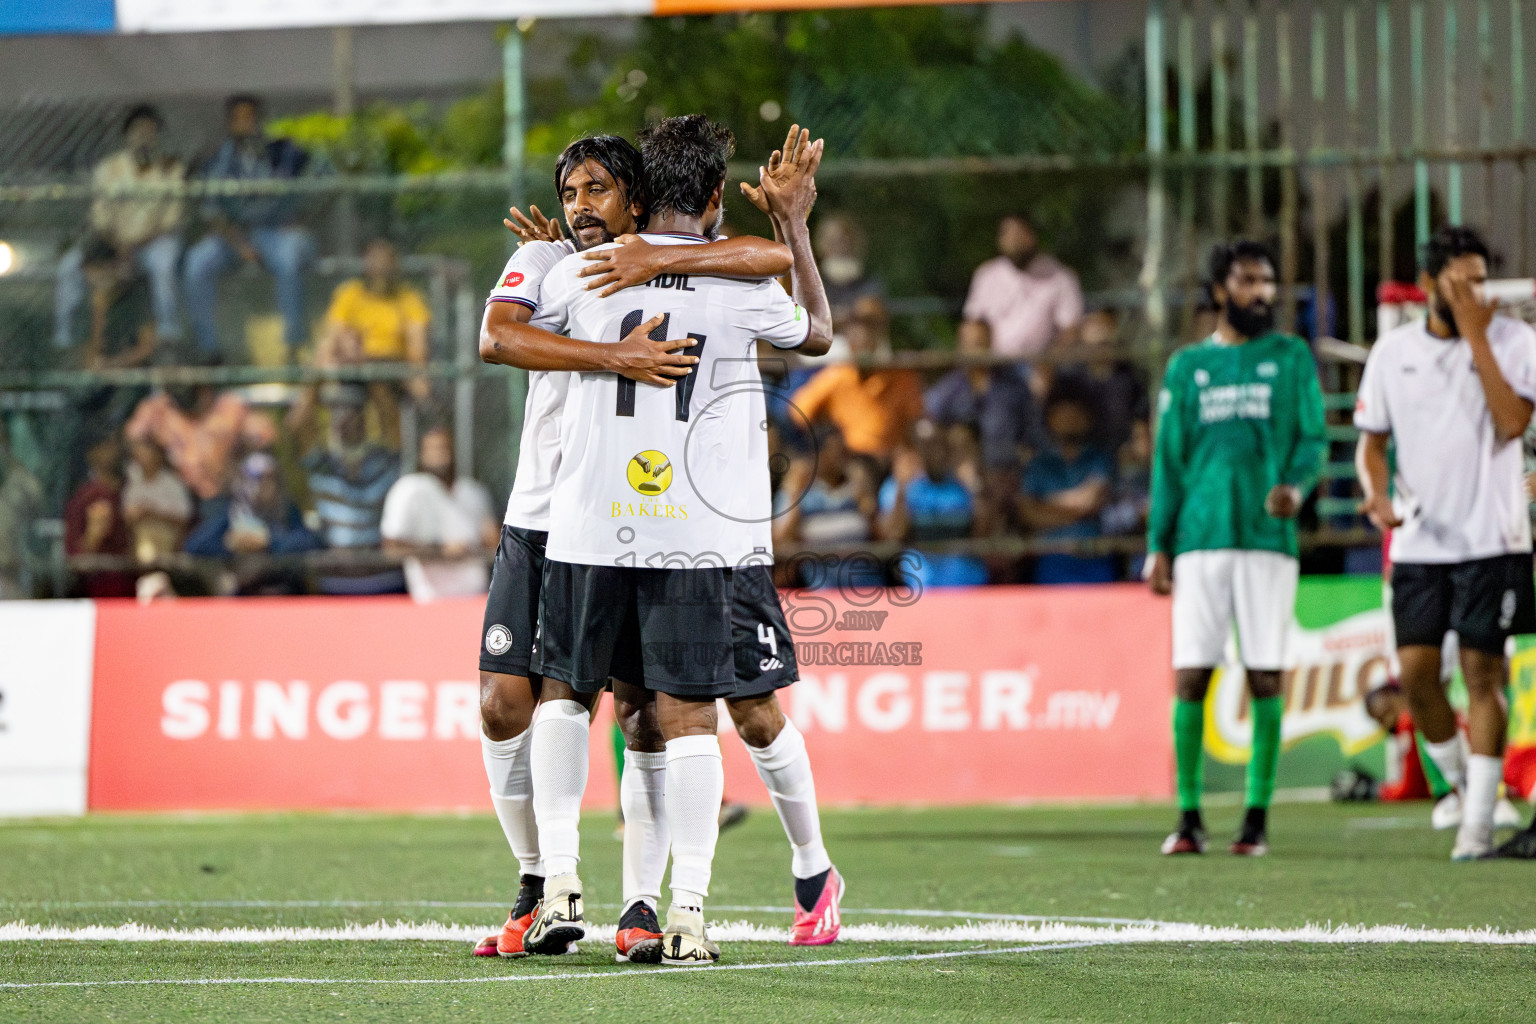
[560,160,639,251]
[1226,296,1276,338]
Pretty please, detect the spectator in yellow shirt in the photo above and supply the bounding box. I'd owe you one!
[305,237,431,446]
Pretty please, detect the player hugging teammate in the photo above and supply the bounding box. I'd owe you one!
[471,118,843,966]
[1147,240,1327,858]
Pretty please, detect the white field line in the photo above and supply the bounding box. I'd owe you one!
[0,901,1169,926]
[0,941,1111,991]
[5,919,1536,946]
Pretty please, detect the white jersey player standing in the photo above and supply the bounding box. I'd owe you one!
[1356,225,1536,860]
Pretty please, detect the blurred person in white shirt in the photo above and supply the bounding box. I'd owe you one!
[381,425,498,601]
[121,437,193,563]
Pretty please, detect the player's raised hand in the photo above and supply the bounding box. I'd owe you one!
[605,313,699,387]
[1357,492,1402,532]
[1441,268,1495,339]
[503,205,565,245]
[759,126,823,227]
[578,234,664,297]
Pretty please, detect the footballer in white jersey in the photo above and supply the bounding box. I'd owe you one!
[470,133,803,960]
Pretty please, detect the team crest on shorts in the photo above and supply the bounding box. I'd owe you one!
[627,450,673,495]
[485,624,514,656]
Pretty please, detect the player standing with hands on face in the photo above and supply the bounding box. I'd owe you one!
[1355,226,1536,861]
[1147,240,1327,858]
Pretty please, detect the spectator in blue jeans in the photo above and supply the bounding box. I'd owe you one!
[1016,382,1116,584]
[878,419,992,588]
[183,94,316,362]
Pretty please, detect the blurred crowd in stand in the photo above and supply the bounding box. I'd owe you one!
[19,96,493,601]
[768,212,1150,590]
[6,98,1163,599]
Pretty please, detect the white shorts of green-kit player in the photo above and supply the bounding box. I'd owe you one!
[1172,549,1299,670]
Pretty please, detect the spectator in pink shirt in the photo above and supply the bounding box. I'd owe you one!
[961,212,1084,393]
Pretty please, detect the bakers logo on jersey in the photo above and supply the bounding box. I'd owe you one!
[502,270,525,288]
[626,450,673,495]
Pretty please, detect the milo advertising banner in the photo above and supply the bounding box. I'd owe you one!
[1203,576,1391,792]
[1202,575,1536,795]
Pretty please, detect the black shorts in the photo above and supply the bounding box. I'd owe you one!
[1392,553,1536,656]
[479,525,547,677]
[538,561,736,699]
[730,564,799,699]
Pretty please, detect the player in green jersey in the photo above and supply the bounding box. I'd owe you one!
[1146,240,1327,857]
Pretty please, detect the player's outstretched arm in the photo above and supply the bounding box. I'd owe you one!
[577,234,793,297]
[751,125,834,356]
[479,301,697,387]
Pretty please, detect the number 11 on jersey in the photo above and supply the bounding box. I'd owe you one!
[614,309,708,421]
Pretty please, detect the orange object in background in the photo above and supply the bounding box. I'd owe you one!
[88,586,1172,812]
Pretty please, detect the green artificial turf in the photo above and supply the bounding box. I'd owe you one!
[2,801,1533,1022]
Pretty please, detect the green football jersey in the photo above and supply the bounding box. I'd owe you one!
[1147,332,1327,559]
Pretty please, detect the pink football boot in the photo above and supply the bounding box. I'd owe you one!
[789,867,844,946]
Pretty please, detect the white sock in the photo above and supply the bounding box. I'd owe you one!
[1460,753,1503,838]
[620,749,669,912]
[529,699,591,879]
[481,729,541,877]
[1422,734,1467,792]
[746,720,832,880]
[664,734,723,909]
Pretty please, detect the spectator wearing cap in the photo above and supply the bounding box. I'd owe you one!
[184,94,317,362]
[55,103,185,351]
[310,237,432,447]
[1016,381,1117,584]
[924,319,1042,473]
[790,295,924,467]
[962,212,1084,394]
[63,434,135,598]
[303,383,402,595]
[185,452,321,594]
[878,419,992,588]
[380,425,497,601]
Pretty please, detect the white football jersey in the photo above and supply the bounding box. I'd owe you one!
[1355,314,1536,563]
[486,239,575,532]
[535,232,811,567]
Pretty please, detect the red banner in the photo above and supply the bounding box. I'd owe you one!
[89,586,1171,811]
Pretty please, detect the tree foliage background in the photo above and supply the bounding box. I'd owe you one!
[272,6,1140,345]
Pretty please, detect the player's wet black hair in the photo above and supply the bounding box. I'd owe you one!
[1422,225,1491,278]
[123,103,163,134]
[637,115,736,220]
[553,134,646,214]
[1207,239,1275,290]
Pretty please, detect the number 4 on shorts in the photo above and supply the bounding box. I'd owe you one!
[757,622,778,656]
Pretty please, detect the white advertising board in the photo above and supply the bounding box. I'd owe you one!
[0,601,96,816]
[115,0,653,34]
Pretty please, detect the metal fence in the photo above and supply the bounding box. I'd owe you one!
[1,1,1533,597]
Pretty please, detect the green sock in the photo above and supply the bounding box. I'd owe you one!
[1173,699,1205,812]
[1246,695,1284,809]
[1415,731,1452,799]
[611,722,626,784]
